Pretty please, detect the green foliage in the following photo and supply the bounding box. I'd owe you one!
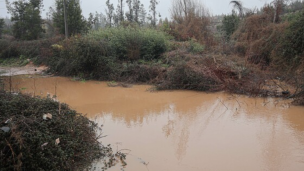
[284,0,304,13]
[188,39,205,54]
[272,10,304,69]
[45,28,170,80]
[47,36,120,79]
[0,37,62,63]
[105,0,115,27]
[6,0,44,40]
[282,10,303,22]
[0,19,4,38]
[52,0,88,36]
[87,27,170,60]
[0,92,103,170]
[160,18,170,33]
[148,0,159,27]
[220,11,240,40]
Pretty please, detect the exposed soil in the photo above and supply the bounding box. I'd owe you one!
[0,63,48,76]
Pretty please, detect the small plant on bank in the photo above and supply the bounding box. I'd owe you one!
[188,39,205,54]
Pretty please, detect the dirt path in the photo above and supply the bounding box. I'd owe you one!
[0,63,48,76]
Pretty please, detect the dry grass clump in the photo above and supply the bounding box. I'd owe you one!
[0,92,125,171]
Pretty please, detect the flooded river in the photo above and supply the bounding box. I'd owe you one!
[4,76,304,171]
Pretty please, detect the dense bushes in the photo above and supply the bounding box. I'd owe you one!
[48,37,119,79]
[47,27,170,79]
[87,27,170,60]
[219,12,240,40]
[271,10,304,70]
[0,36,62,64]
[230,6,304,71]
[170,0,215,47]
[0,92,104,170]
[158,62,221,91]
[232,10,287,67]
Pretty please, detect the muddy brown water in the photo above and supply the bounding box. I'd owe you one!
[3,76,304,171]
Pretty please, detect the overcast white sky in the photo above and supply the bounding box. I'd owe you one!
[1,0,272,19]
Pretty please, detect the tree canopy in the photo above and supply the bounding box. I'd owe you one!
[52,0,88,36]
[5,0,44,40]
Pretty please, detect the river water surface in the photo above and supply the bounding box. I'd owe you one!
[5,76,304,171]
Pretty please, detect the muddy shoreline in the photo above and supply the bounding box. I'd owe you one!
[0,65,48,76]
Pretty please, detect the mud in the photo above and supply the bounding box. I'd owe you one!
[0,64,48,76]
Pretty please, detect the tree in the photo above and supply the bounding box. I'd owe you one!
[52,0,87,36]
[5,0,44,40]
[170,0,213,45]
[220,10,240,40]
[0,19,4,38]
[126,0,133,22]
[105,0,114,27]
[271,0,285,23]
[88,12,100,30]
[133,0,141,23]
[272,10,304,67]
[116,0,124,23]
[139,3,147,25]
[149,0,159,27]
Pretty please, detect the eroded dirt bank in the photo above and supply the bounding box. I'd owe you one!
[0,64,47,76]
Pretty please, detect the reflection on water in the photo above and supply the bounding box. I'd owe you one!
[4,76,304,171]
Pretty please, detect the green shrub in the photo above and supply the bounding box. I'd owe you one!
[47,36,120,80]
[219,12,240,40]
[47,28,170,79]
[87,27,171,60]
[188,39,205,54]
[0,37,62,61]
[0,92,103,170]
[271,10,304,69]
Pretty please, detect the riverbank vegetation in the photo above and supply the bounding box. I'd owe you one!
[0,89,126,170]
[0,0,303,99]
[0,0,303,104]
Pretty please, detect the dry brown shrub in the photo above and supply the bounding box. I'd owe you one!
[159,50,278,97]
[170,0,216,47]
[232,12,287,68]
[119,64,166,83]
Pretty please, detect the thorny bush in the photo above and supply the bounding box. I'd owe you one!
[0,91,126,171]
